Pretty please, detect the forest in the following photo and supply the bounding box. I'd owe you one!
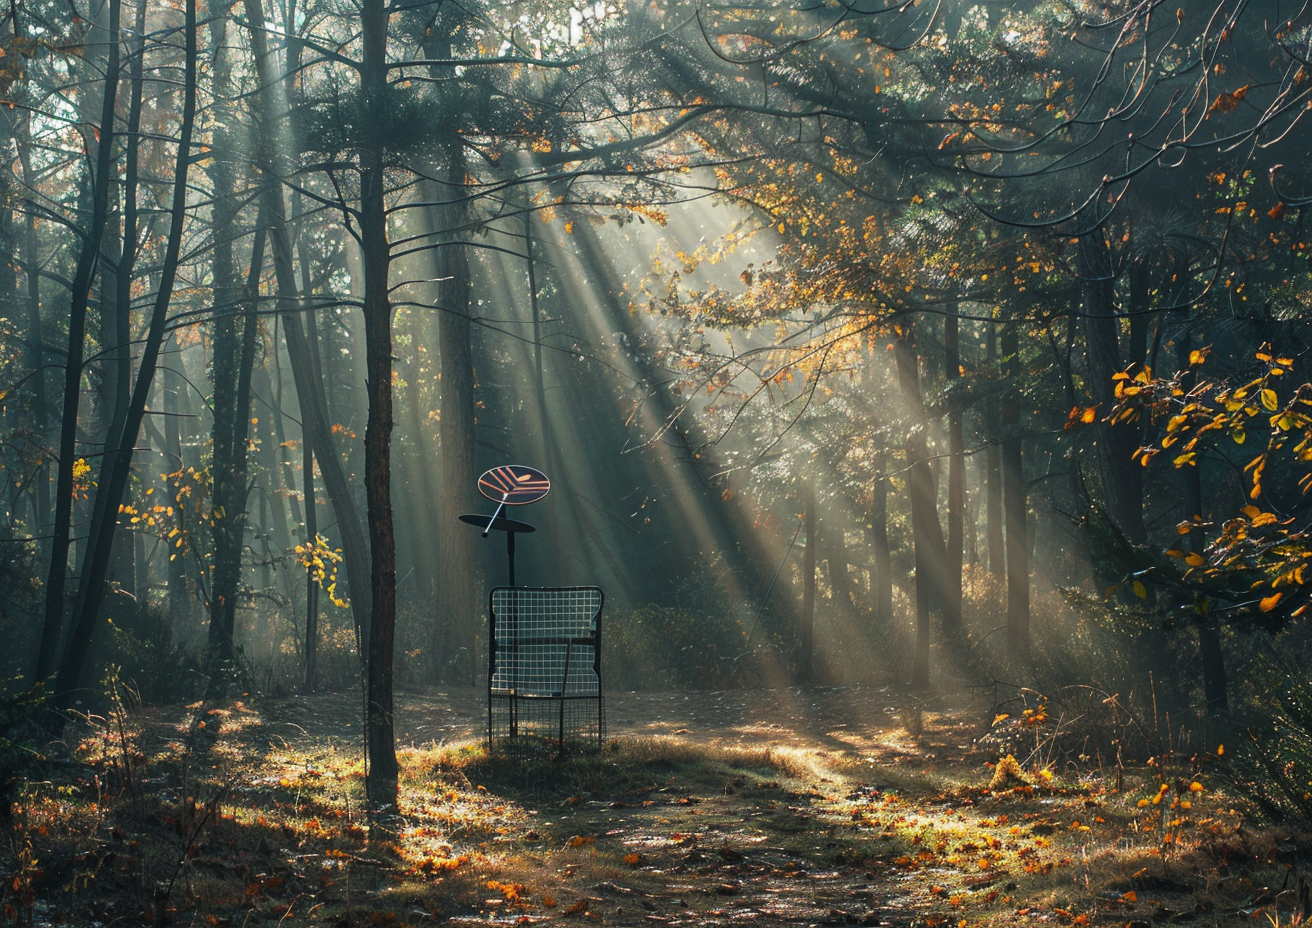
[2,0,1312,924]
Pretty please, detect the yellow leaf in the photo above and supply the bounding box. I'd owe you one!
[1260,592,1283,612]
[1233,429,1246,444]
[1242,504,1261,518]
[1132,581,1147,599]
[1185,553,1205,567]
[1261,388,1279,411]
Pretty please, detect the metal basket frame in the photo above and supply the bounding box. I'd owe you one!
[487,586,604,755]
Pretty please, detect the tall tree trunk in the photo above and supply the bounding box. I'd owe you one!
[966,481,979,567]
[868,452,892,642]
[18,131,51,552]
[1175,332,1227,714]
[1127,263,1150,371]
[360,0,399,807]
[254,360,295,564]
[0,170,13,335]
[985,327,1004,581]
[98,225,136,600]
[1001,324,1029,663]
[894,328,944,689]
[53,0,196,709]
[11,0,52,554]
[825,516,857,618]
[206,9,246,667]
[35,0,121,685]
[100,0,149,604]
[434,148,478,686]
[163,342,191,626]
[799,478,816,685]
[944,307,964,642]
[304,433,320,689]
[1078,233,1145,545]
[268,339,304,531]
[208,226,265,670]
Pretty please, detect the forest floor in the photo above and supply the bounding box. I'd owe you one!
[9,684,1306,927]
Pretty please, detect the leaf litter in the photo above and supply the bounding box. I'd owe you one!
[5,685,1298,927]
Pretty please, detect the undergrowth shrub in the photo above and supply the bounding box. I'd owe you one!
[101,600,205,704]
[0,541,43,681]
[959,575,1204,767]
[0,682,46,819]
[1223,657,1312,824]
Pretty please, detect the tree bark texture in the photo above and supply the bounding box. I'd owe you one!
[868,451,893,642]
[18,129,50,553]
[36,0,120,685]
[799,478,816,685]
[360,0,399,807]
[1078,233,1145,545]
[944,309,964,641]
[434,147,479,687]
[206,11,247,666]
[304,435,320,690]
[1175,332,1227,715]
[894,329,943,689]
[54,0,195,709]
[1001,324,1029,663]
[985,329,1004,581]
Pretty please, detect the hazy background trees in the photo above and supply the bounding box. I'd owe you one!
[1,0,1310,803]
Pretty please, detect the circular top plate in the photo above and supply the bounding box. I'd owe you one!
[459,514,536,533]
[478,464,550,505]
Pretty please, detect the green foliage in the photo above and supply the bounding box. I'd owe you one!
[294,83,443,158]
[606,604,752,691]
[0,680,47,820]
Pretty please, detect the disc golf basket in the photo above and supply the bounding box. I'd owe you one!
[461,465,605,756]
[487,586,604,755]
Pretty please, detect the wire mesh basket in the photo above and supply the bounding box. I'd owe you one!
[488,586,604,756]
